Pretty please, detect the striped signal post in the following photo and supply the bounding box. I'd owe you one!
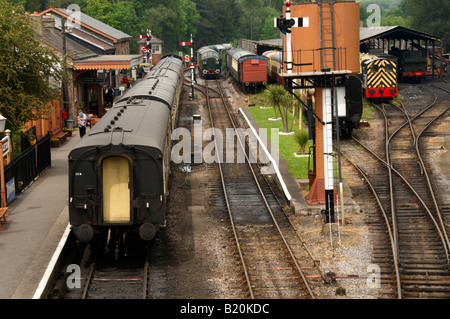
[179,35,195,99]
[137,34,147,62]
[137,30,153,64]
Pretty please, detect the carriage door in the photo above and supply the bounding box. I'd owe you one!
[102,157,131,223]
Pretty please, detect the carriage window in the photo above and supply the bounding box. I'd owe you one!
[102,157,130,223]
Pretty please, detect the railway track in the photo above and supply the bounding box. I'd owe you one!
[201,78,322,299]
[341,85,450,298]
[79,255,149,299]
[50,239,152,299]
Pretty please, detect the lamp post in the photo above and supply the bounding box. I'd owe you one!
[0,114,7,210]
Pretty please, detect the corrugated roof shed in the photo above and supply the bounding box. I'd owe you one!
[360,26,442,42]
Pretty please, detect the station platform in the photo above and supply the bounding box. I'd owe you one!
[0,129,81,299]
[0,80,142,299]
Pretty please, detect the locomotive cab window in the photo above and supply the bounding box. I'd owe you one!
[102,157,131,223]
[384,64,394,72]
[370,64,379,73]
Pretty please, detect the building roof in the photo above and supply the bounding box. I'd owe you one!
[40,28,97,61]
[39,8,131,43]
[30,14,97,61]
[67,27,115,53]
[360,26,442,43]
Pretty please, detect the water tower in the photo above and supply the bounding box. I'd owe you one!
[276,0,360,223]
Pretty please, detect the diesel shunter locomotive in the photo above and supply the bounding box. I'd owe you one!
[360,53,398,99]
[197,46,222,78]
[68,55,183,250]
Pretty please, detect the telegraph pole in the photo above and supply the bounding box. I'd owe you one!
[61,17,71,125]
[147,30,152,65]
[190,34,194,99]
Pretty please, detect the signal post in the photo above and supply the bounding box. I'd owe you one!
[179,34,196,100]
[276,0,360,224]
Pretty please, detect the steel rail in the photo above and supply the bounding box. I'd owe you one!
[381,96,450,264]
[212,79,315,299]
[415,105,450,254]
[142,255,150,299]
[396,94,450,255]
[352,131,450,267]
[372,100,450,265]
[203,79,315,299]
[203,80,255,299]
[339,151,402,298]
[380,103,400,268]
[81,263,95,299]
[80,256,150,299]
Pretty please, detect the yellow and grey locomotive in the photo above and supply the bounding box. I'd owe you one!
[360,53,398,99]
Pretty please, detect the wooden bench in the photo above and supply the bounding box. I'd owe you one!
[0,207,8,231]
[50,127,68,147]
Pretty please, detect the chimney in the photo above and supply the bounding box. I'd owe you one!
[42,13,55,30]
[28,12,43,36]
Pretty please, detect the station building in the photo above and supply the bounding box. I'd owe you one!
[32,8,142,126]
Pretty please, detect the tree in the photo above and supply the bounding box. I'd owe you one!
[82,0,139,51]
[0,0,66,133]
[194,0,242,48]
[260,7,281,40]
[140,5,178,52]
[241,0,265,40]
[404,0,450,52]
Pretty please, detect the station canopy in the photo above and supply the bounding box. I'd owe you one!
[74,54,143,71]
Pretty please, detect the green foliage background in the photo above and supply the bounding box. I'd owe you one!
[10,0,449,53]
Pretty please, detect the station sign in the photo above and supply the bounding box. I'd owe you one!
[2,136,9,157]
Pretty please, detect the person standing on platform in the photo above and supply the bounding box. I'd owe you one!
[77,109,87,138]
[123,75,130,88]
[108,85,115,108]
[103,85,110,108]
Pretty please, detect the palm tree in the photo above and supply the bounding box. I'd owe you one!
[262,84,285,121]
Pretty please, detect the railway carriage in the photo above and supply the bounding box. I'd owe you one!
[68,55,183,250]
[226,47,268,88]
[197,46,222,78]
[262,50,284,84]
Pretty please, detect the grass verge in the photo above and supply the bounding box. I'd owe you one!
[245,100,313,179]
